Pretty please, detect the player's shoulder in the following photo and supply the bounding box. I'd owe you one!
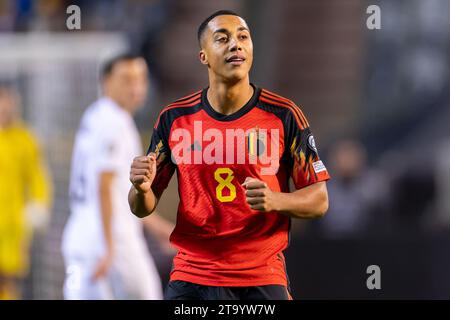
[160,89,203,115]
[93,98,127,123]
[154,89,203,128]
[80,98,125,137]
[82,98,107,123]
[259,88,301,110]
[258,87,309,128]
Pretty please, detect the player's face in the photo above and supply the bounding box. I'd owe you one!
[104,58,149,112]
[199,15,253,83]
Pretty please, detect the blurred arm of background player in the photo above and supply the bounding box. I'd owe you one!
[142,213,176,255]
[128,154,176,254]
[92,171,115,281]
[94,172,176,280]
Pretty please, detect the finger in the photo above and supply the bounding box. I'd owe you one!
[241,177,255,188]
[245,180,267,190]
[150,157,157,170]
[131,169,152,177]
[249,203,266,211]
[131,174,150,183]
[242,177,252,185]
[91,266,103,282]
[134,156,150,163]
[131,176,150,185]
[132,161,153,170]
[92,270,104,281]
[245,189,265,197]
[148,152,156,161]
[130,175,149,185]
[246,197,264,205]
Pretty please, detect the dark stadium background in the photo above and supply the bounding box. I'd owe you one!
[1,0,449,299]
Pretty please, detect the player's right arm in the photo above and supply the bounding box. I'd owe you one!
[130,108,176,217]
[128,152,159,218]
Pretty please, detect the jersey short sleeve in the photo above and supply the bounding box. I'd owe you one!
[146,114,176,198]
[96,122,123,173]
[284,104,330,189]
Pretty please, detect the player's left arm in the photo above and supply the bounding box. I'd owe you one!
[243,178,328,219]
[91,125,122,280]
[244,101,330,219]
[92,170,115,281]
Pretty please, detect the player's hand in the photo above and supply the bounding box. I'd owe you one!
[242,177,280,212]
[91,252,113,282]
[130,153,157,194]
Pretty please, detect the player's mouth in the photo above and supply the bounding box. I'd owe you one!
[226,55,246,66]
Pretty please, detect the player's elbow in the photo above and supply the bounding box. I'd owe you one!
[314,197,329,218]
[129,199,155,218]
[130,206,151,219]
[318,189,330,218]
[128,188,154,218]
[313,189,329,218]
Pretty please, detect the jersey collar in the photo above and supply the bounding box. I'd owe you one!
[201,83,261,121]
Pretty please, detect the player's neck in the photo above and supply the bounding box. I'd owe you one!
[0,117,14,129]
[105,94,134,115]
[207,79,253,116]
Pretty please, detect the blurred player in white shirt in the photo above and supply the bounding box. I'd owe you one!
[61,54,174,300]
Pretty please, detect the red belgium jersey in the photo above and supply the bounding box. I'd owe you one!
[147,84,330,287]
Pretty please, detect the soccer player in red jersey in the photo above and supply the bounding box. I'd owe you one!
[128,10,330,300]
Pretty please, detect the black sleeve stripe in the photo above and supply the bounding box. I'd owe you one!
[260,93,307,130]
[261,90,310,128]
[173,90,202,103]
[154,96,202,129]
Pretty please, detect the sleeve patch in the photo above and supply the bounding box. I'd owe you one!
[312,160,327,173]
[307,134,318,153]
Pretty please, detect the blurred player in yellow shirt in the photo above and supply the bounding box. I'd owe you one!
[0,85,52,299]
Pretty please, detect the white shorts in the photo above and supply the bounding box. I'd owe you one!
[63,247,163,300]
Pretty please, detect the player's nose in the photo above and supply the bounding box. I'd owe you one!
[228,36,241,52]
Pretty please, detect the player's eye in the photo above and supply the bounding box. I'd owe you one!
[239,34,249,40]
[216,37,227,43]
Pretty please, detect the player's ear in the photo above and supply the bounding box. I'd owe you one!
[199,50,208,66]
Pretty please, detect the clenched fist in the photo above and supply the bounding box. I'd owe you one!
[129,152,157,194]
[242,177,280,212]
